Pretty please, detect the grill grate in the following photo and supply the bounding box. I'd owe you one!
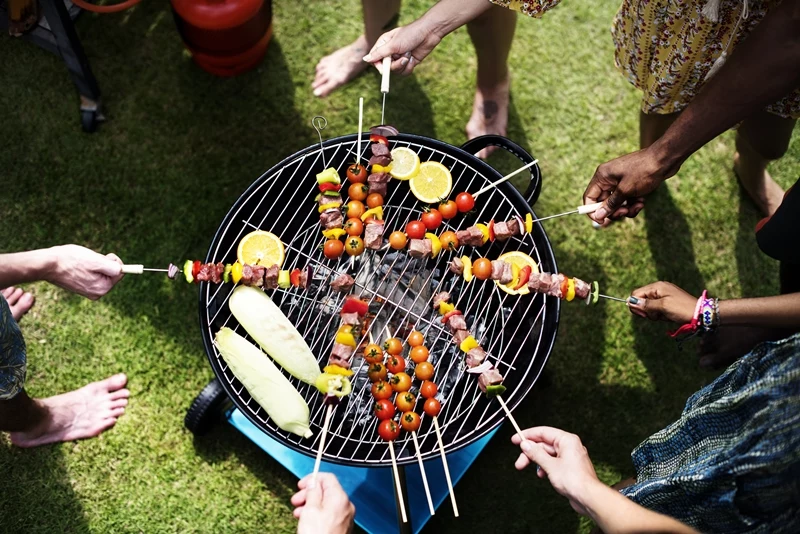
[200,133,559,466]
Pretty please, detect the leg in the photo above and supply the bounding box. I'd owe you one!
[1,374,130,448]
[312,0,402,98]
[1,287,35,322]
[465,5,517,158]
[639,110,680,149]
[734,111,795,216]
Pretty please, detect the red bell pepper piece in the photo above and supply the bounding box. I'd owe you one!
[341,296,369,316]
[290,269,302,287]
[319,183,342,193]
[560,275,569,298]
[192,260,201,279]
[488,220,495,241]
[514,266,532,290]
[369,134,389,146]
[441,309,463,324]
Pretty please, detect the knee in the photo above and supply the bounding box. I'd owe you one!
[737,128,792,161]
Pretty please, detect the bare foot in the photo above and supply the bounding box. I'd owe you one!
[312,35,372,98]
[466,76,511,159]
[733,151,785,216]
[1,287,35,322]
[10,373,129,448]
[698,326,787,370]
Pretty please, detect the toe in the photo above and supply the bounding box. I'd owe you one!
[17,292,35,313]
[104,406,126,418]
[95,373,128,393]
[6,287,23,306]
[110,398,129,409]
[1,287,15,299]
[109,388,131,401]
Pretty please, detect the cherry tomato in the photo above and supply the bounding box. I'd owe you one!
[383,337,403,356]
[409,345,429,364]
[346,163,368,183]
[400,411,421,432]
[421,209,443,230]
[455,192,475,213]
[369,134,389,146]
[374,399,395,421]
[439,231,459,251]
[346,200,365,219]
[323,239,344,259]
[345,236,365,256]
[386,355,406,374]
[407,330,424,347]
[372,380,393,400]
[344,217,364,236]
[389,231,407,250]
[378,419,400,441]
[390,372,412,392]
[366,193,383,208]
[348,183,369,201]
[368,362,388,382]
[420,380,438,399]
[472,258,493,280]
[395,391,416,413]
[364,343,384,364]
[423,397,442,417]
[415,361,434,381]
[406,220,426,240]
[438,200,458,219]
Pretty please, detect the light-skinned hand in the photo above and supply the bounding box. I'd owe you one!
[628,281,697,323]
[48,245,124,300]
[362,19,443,76]
[291,473,355,534]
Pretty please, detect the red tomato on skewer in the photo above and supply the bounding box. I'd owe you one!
[378,419,401,441]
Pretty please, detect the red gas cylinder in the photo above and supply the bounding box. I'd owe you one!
[171,0,272,77]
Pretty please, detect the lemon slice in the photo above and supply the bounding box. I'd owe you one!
[495,251,539,295]
[389,147,420,180]
[237,230,285,268]
[409,161,452,203]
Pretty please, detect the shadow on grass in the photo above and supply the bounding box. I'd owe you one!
[0,443,90,534]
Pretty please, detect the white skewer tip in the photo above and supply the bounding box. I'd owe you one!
[433,416,459,517]
[311,404,334,487]
[411,431,435,516]
[388,441,408,523]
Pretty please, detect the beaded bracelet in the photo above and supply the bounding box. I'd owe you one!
[701,297,716,331]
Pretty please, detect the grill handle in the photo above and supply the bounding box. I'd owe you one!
[460,135,542,206]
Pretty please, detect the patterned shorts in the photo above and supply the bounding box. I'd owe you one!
[0,294,27,400]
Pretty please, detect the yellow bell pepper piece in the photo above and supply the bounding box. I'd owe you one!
[425,233,442,258]
[566,278,576,302]
[323,364,354,377]
[360,206,384,221]
[462,256,473,282]
[335,329,357,347]
[322,228,347,240]
[475,223,490,245]
[318,202,342,213]
[438,301,455,315]
[525,213,533,234]
[459,335,479,353]
[507,263,520,290]
[231,262,243,284]
[372,163,392,174]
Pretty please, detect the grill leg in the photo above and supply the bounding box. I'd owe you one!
[393,465,413,534]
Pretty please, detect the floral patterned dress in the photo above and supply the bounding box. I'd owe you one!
[490,0,800,118]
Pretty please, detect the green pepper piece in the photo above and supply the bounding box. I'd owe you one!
[316,168,341,185]
[314,373,352,398]
[222,264,232,284]
[485,384,506,398]
[591,281,599,305]
[182,260,194,283]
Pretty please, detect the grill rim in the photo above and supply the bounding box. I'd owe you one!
[199,132,560,466]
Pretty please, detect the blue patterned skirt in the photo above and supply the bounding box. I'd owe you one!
[0,294,27,400]
[621,334,800,533]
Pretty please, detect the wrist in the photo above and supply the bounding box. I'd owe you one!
[39,247,61,283]
[646,140,684,181]
[571,477,609,516]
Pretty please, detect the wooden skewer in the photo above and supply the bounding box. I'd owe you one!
[433,416,459,517]
[311,404,334,487]
[411,431,435,516]
[473,159,539,199]
[357,97,364,162]
[496,395,527,444]
[388,440,408,524]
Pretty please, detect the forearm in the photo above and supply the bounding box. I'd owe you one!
[421,0,494,39]
[651,0,800,169]
[719,293,800,329]
[580,481,698,534]
[0,249,57,288]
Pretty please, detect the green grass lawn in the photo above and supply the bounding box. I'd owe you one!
[1,1,798,532]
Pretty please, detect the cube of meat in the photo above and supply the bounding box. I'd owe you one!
[210,262,225,284]
[364,221,385,250]
[320,208,343,230]
[243,265,266,287]
[331,342,354,362]
[478,367,504,393]
[506,217,521,236]
[538,272,552,289]
[319,195,342,207]
[371,143,391,157]
[527,272,542,292]
[264,265,279,290]
[453,329,471,346]
[299,267,310,289]
[368,183,388,197]
[456,226,484,247]
[490,260,505,281]
[339,312,361,326]
[369,155,392,167]
[574,278,592,300]
[367,172,391,196]
[408,239,432,258]
[493,221,512,241]
[447,314,468,332]
[449,257,464,275]
[466,347,487,368]
[433,291,451,309]
[500,262,513,285]
[328,355,351,370]
[196,263,213,282]
[546,273,565,298]
[331,274,355,293]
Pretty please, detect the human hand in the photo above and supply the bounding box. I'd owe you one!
[47,245,124,300]
[583,146,681,224]
[362,19,443,76]
[511,427,602,515]
[291,473,355,534]
[628,281,697,323]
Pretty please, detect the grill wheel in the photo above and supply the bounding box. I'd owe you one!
[185,378,230,436]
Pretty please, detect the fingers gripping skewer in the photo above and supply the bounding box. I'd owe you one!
[381,56,391,125]
[472,160,539,199]
[411,431,435,516]
[311,404,334,487]
[496,396,527,444]
[433,416,459,517]
[388,441,408,524]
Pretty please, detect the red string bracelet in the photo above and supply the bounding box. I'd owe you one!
[668,290,707,339]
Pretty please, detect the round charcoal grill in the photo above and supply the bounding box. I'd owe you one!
[199,133,560,467]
